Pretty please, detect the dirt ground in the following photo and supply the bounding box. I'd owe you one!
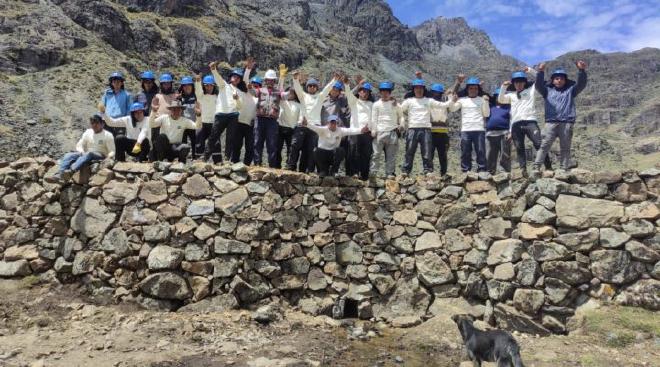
[0,279,657,367]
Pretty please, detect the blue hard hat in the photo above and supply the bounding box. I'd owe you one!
[159,73,174,83]
[327,114,339,123]
[333,81,344,90]
[494,88,501,95]
[411,79,426,87]
[250,76,263,85]
[466,77,480,85]
[230,68,244,78]
[109,71,124,81]
[379,81,394,90]
[180,76,194,85]
[551,68,568,78]
[202,74,215,85]
[140,70,156,80]
[431,83,445,93]
[306,78,320,87]
[360,82,373,91]
[511,71,527,80]
[130,102,145,112]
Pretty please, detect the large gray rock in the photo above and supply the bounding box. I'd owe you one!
[478,217,512,239]
[535,178,569,199]
[555,195,624,229]
[368,273,396,295]
[147,245,184,270]
[336,241,363,264]
[393,209,417,225]
[415,231,442,252]
[273,209,302,232]
[487,239,523,266]
[522,205,557,225]
[229,273,270,304]
[307,267,329,291]
[614,279,659,311]
[444,228,472,252]
[513,289,545,314]
[186,199,214,216]
[213,257,240,278]
[178,294,239,313]
[372,276,431,321]
[622,219,655,238]
[214,188,250,215]
[415,251,454,286]
[102,181,139,205]
[554,228,599,252]
[70,198,116,238]
[99,228,132,256]
[437,204,477,229]
[463,249,488,269]
[590,250,644,284]
[139,272,191,300]
[72,251,104,275]
[599,228,631,249]
[494,304,551,336]
[182,174,212,198]
[544,277,573,304]
[214,238,251,254]
[625,241,659,262]
[516,259,539,287]
[139,181,167,204]
[487,279,515,301]
[0,260,31,277]
[528,241,571,261]
[541,261,591,285]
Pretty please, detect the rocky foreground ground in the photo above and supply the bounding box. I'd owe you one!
[0,279,658,367]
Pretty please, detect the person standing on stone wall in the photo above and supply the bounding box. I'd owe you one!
[400,78,448,176]
[252,61,285,168]
[100,71,132,136]
[231,76,258,165]
[98,102,151,163]
[321,79,352,175]
[303,114,369,177]
[136,71,159,116]
[194,74,219,156]
[288,71,338,173]
[206,60,251,164]
[449,77,490,173]
[178,76,201,159]
[532,60,588,176]
[370,81,402,178]
[343,75,374,180]
[485,88,512,175]
[497,69,553,177]
[277,64,301,169]
[47,114,116,183]
[428,83,453,177]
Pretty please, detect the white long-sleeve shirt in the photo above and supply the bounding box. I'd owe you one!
[307,124,363,150]
[76,129,116,158]
[194,81,218,124]
[279,100,301,129]
[449,97,490,132]
[149,114,202,144]
[370,99,401,133]
[101,114,149,143]
[400,97,446,129]
[293,78,336,126]
[238,93,257,125]
[211,69,247,115]
[345,89,373,129]
[498,70,539,130]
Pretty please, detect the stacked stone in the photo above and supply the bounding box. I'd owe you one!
[0,157,658,334]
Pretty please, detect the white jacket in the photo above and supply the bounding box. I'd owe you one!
[279,100,301,129]
[238,93,257,125]
[76,129,115,158]
[149,114,202,144]
[194,80,218,124]
[345,89,373,129]
[449,96,490,132]
[400,97,446,129]
[307,124,363,150]
[370,99,401,133]
[293,78,336,126]
[102,114,149,143]
[211,68,248,115]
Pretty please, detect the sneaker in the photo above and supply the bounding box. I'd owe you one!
[521,169,529,179]
[45,172,63,183]
[386,174,396,180]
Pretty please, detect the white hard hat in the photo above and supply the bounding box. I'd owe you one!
[264,69,277,80]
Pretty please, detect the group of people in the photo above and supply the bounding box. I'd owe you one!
[50,58,588,182]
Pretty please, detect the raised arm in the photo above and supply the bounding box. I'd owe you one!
[210,61,226,88]
[149,113,164,128]
[481,96,491,118]
[498,82,511,104]
[573,61,588,97]
[194,75,203,96]
[320,78,338,100]
[292,75,306,103]
[535,63,548,98]
[339,126,364,137]
[448,97,462,112]
[101,114,127,128]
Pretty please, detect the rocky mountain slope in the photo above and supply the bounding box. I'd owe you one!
[0,0,658,169]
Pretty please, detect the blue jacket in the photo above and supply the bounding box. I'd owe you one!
[101,88,132,118]
[535,70,587,123]
[486,105,510,131]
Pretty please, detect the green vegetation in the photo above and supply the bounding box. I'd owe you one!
[583,306,659,348]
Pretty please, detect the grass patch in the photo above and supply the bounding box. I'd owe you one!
[583,306,660,348]
[20,275,41,289]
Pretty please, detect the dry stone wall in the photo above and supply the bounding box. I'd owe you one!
[0,157,659,335]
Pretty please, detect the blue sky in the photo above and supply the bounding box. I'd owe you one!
[386,0,660,64]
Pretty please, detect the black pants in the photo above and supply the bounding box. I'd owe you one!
[183,129,197,160]
[115,135,151,162]
[288,126,317,173]
[205,113,238,163]
[349,133,373,180]
[154,134,191,163]
[276,126,294,169]
[430,132,449,175]
[314,147,345,177]
[403,128,433,174]
[231,123,254,165]
[253,116,279,167]
[486,134,512,174]
[511,120,552,171]
[196,123,213,155]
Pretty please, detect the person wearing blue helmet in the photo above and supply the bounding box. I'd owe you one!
[321,78,352,174]
[136,70,159,116]
[288,70,338,173]
[497,68,552,177]
[99,102,151,162]
[177,76,201,159]
[233,72,259,166]
[400,78,448,175]
[344,75,375,180]
[370,81,402,178]
[100,71,132,136]
[151,73,177,118]
[532,60,588,174]
[194,74,219,155]
[449,76,490,172]
[428,83,454,176]
[485,88,511,175]
[206,59,251,164]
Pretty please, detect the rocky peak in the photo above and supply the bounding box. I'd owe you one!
[414,17,502,59]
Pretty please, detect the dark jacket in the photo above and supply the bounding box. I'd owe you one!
[535,70,587,123]
[321,95,351,127]
[486,105,510,131]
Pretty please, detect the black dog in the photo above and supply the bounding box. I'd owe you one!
[452,314,525,367]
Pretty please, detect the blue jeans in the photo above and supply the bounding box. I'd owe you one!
[253,116,279,167]
[59,152,104,173]
[402,128,433,174]
[460,131,487,172]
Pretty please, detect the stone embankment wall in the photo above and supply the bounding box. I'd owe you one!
[0,157,658,334]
